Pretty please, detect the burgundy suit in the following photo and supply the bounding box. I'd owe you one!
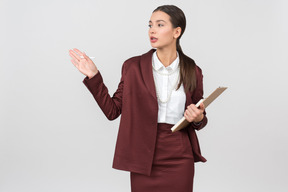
[83,49,207,177]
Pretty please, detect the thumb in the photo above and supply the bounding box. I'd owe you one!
[199,102,205,110]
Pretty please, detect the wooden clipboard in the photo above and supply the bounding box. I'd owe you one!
[171,87,227,132]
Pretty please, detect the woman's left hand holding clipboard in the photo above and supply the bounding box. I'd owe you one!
[184,103,205,123]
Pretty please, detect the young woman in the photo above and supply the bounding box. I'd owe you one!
[69,5,208,192]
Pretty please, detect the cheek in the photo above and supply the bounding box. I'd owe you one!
[160,29,174,40]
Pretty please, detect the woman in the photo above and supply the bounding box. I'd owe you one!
[69,5,208,192]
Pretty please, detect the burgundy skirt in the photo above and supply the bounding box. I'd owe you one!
[130,123,194,192]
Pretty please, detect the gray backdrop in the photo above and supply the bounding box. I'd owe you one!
[1,0,287,191]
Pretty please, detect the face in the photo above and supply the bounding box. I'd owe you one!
[148,11,181,49]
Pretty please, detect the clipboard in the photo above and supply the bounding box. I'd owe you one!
[171,87,227,132]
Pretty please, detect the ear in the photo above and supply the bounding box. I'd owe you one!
[173,27,182,39]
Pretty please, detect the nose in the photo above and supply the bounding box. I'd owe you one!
[149,26,156,35]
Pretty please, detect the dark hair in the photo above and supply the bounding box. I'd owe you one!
[153,5,196,92]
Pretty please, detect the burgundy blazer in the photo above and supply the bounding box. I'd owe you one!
[83,49,208,176]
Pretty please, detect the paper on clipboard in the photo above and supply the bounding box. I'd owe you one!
[171,87,227,132]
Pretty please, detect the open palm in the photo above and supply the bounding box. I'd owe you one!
[69,48,98,79]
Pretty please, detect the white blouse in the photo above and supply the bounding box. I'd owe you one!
[152,51,186,124]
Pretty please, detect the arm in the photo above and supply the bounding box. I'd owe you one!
[69,48,124,120]
[82,64,126,121]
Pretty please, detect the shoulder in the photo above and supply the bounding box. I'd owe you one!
[123,55,141,66]
[123,49,155,65]
[121,55,141,75]
[121,49,155,73]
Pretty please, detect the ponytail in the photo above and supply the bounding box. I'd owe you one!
[176,39,197,92]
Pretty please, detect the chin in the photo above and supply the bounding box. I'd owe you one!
[150,43,157,48]
[150,43,163,49]
[150,45,158,49]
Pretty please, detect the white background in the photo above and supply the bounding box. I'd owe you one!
[1,0,288,191]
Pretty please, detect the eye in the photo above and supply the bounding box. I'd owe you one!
[158,24,164,27]
[148,24,152,28]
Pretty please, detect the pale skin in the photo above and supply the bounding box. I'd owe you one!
[69,10,204,123]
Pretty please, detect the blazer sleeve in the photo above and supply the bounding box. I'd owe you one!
[190,66,208,131]
[82,64,126,120]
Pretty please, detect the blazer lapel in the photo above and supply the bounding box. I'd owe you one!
[140,49,157,101]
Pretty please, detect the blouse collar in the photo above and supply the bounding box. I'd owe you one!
[152,51,179,71]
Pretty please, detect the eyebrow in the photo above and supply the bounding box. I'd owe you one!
[149,20,167,23]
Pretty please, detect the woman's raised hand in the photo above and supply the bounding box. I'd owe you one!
[69,48,98,79]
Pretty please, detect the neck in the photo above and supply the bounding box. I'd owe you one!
[156,46,177,67]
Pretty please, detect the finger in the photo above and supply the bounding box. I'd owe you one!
[186,106,194,114]
[193,104,203,115]
[184,111,193,122]
[198,103,205,114]
[71,59,79,68]
[199,102,205,110]
[186,106,196,118]
[187,104,198,113]
[187,105,201,117]
[69,50,81,62]
[184,111,191,122]
[82,52,92,62]
[185,109,194,119]
[73,48,84,58]
[194,107,202,116]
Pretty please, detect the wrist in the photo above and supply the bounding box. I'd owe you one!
[88,70,98,79]
[194,114,204,123]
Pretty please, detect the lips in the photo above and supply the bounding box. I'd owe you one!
[150,36,158,43]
